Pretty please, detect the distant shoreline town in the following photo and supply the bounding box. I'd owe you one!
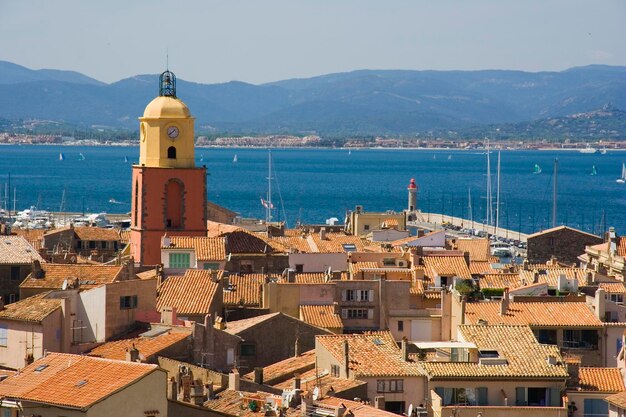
[2,132,626,150]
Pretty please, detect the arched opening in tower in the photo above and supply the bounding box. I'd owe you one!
[165,179,184,228]
[167,146,177,159]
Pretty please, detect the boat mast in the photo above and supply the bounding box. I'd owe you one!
[486,139,492,227]
[552,158,558,228]
[495,151,501,235]
[468,187,473,229]
[266,150,273,225]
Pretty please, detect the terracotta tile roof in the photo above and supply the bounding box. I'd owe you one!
[20,263,123,290]
[464,301,604,327]
[422,255,471,279]
[0,236,44,265]
[0,352,158,410]
[0,292,61,323]
[351,261,380,274]
[469,261,498,275]
[225,312,282,335]
[163,236,226,261]
[599,281,626,294]
[308,233,365,253]
[157,269,221,316]
[224,230,277,254]
[87,329,190,361]
[316,331,422,377]
[243,350,315,385]
[451,238,491,261]
[270,235,312,253]
[273,367,367,396]
[519,267,585,288]
[73,226,121,241]
[136,269,158,280]
[577,367,625,392]
[618,237,626,257]
[223,273,267,306]
[420,324,569,379]
[410,278,441,298]
[292,273,327,284]
[382,218,399,228]
[606,391,626,409]
[11,229,45,250]
[206,220,243,238]
[315,396,402,417]
[118,230,131,244]
[479,273,523,290]
[300,305,343,330]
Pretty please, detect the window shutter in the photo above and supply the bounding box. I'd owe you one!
[477,387,488,406]
[341,290,346,301]
[549,388,561,407]
[515,387,526,406]
[368,289,374,302]
[367,309,374,319]
[341,309,348,319]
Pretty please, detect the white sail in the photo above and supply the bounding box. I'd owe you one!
[618,163,626,184]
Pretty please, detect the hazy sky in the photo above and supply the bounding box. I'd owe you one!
[1,0,624,85]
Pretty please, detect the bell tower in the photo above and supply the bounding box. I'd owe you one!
[130,70,208,265]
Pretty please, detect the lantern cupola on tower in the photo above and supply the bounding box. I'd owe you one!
[138,69,195,169]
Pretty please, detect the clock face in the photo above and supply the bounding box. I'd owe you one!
[167,126,179,139]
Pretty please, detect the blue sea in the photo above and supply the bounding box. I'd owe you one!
[0,145,625,235]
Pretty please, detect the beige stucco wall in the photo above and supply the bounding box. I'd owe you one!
[289,253,348,272]
[104,279,157,339]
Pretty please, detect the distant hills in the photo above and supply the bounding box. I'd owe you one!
[1,60,626,138]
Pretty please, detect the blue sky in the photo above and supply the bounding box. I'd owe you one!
[1,0,624,84]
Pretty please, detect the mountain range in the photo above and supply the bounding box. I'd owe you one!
[1,60,626,136]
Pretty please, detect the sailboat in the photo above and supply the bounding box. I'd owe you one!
[199,154,204,162]
[533,164,542,174]
[233,154,238,163]
[447,155,452,160]
[590,165,597,176]
[124,156,129,163]
[59,152,64,161]
[78,153,85,161]
[617,163,626,184]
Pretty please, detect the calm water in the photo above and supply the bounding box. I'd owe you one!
[0,145,625,235]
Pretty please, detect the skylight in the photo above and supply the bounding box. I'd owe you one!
[373,338,384,346]
[75,380,88,387]
[34,364,48,372]
[342,244,357,252]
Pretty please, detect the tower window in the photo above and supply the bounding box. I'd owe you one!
[167,146,177,159]
[165,179,184,228]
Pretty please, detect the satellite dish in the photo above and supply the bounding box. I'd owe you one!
[61,279,68,291]
[408,404,413,417]
[312,386,320,401]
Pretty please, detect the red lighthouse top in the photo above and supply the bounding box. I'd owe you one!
[408,178,417,190]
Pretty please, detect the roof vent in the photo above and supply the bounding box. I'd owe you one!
[75,379,88,387]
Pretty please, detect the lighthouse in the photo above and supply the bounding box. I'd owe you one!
[407,178,418,212]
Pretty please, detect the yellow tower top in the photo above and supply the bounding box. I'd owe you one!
[138,70,195,168]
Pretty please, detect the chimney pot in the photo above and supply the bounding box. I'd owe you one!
[228,369,240,391]
[254,367,264,385]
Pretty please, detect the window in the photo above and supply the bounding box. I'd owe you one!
[100,241,108,249]
[383,258,395,266]
[331,364,340,377]
[167,146,177,159]
[165,179,184,228]
[203,263,220,270]
[10,266,20,281]
[397,320,404,332]
[342,289,373,302]
[0,325,7,347]
[377,379,404,393]
[534,329,557,345]
[343,308,371,319]
[563,329,598,349]
[133,179,139,226]
[119,295,138,310]
[548,237,556,246]
[240,343,256,356]
[89,241,97,249]
[295,264,304,273]
[610,294,624,304]
[8,294,16,304]
[240,261,254,273]
[584,398,608,417]
[169,252,190,269]
[437,387,487,406]
[363,224,370,231]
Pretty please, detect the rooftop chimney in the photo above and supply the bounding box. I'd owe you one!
[401,337,409,361]
[254,367,264,385]
[595,288,606,321]
[500,288,510,316]
[333,302,340,315]
[343,339,350,378]
[32,260,44,279]
[294,373,301,390]
[374,396,386,410]
[205,382,214,400]
[161,307,177,325]
[125,344,140,362]
[320,228,327,240]
[523,259,530,271]
[228,369,240,391]
[295,337,301,357]
[168,377,178,401]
